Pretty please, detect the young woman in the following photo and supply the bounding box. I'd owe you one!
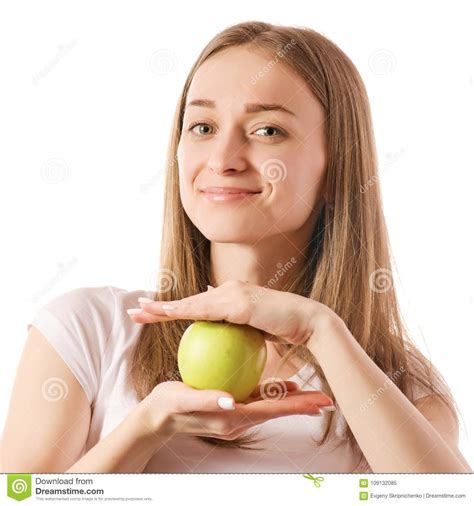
[2,21,471,474]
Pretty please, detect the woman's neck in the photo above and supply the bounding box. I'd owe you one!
[209,235,305,291]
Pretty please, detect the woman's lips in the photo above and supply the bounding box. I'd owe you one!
[201,190,261,202]
[198,187,261,202]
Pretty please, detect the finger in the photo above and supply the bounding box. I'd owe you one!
[128,310,177,324]
[138,287,220,315]
[137,301,229,323]
[171,388,237,413]
[246,389,334,406]
[129,290,214,322]
[238,391,334,420]
[247,388,317,402]
[285,390,335,407]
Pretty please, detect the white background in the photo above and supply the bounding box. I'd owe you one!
[0,0,473,468]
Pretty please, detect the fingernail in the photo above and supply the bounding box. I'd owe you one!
[207,285,215,290]
[217,397,235,410]
[310,412,323,417]
[161,304,177,311]
[127,308,143,315]
[138,297,154,304]
[321,406,336,412]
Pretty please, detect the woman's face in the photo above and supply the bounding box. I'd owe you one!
[177,46,327,244]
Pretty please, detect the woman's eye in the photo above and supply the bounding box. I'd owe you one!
[189,123,214,135]
[254,126,286,138]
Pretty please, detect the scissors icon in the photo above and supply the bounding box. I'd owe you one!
[302,474,325,488]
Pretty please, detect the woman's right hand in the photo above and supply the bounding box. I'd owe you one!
[139,380,335,441]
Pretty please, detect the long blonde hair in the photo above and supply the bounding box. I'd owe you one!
[131,21,459,471]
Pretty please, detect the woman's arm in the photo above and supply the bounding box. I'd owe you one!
[65,402,168,473]
[306,315,472,473]
[1,326,91,472]
[1,326,167,473]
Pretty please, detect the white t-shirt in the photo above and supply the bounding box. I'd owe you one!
[27,285,428,473]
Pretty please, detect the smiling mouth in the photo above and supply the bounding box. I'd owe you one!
[200,187,262,195]
[200,190,261,202]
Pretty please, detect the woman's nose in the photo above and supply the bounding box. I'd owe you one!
[207,133,248,174]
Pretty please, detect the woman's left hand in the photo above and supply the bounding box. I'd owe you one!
[127,280,338,345]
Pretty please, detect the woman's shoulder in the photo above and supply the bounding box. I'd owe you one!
[107,285,156,311]
[27,285,154,405]
[32,284,154,320]
[35,284,155,343]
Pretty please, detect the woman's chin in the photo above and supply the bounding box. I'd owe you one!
[203,227,262,244]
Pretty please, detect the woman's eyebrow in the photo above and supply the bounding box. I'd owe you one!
[185,98,297,117]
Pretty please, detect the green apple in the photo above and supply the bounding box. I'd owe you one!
[178,320,267,402]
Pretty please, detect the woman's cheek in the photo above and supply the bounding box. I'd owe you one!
[271,178,315,229]
[179,176,195,209]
